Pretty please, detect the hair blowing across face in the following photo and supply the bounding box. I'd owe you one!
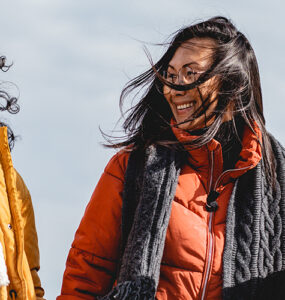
[104,16,276,187]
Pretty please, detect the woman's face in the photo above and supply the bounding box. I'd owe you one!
[163,38,219,130]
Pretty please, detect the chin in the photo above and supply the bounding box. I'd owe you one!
[176,120,193,130]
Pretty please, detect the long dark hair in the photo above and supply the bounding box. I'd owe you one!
[0,56,20,150]
[105,16,275,186]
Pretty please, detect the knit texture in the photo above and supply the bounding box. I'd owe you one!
[101,134,285,300]
[100,145,181,299]
[223,134,285,300]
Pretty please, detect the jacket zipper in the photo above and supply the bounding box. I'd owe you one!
[200,151,214,300]
[201,211,214,300]
[200,157,253,300]
[213,165,253,191]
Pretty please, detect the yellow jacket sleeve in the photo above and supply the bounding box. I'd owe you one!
[15,170,45,299]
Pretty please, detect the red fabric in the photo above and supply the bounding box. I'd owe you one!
[58,123,262,300]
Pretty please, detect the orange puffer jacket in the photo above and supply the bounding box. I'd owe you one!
[58,124,262,300]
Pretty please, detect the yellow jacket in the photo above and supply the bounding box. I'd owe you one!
[0,127,44,300]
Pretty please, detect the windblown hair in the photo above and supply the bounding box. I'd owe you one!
[0,56,20,150]
[105,16,275,186]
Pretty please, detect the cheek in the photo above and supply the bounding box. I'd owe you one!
[198,78,219,101]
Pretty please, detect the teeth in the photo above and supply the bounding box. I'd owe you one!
[177,102,194,110]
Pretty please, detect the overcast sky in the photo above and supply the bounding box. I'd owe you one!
[0,0,284,299]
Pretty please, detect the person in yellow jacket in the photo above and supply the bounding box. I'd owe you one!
[0,56,44,299]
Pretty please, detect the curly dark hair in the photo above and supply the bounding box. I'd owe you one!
[0,56,20,150]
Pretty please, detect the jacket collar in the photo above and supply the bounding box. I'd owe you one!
[171,120,262,186]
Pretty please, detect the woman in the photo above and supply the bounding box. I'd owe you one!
[0,57,44,299]
[58,17,285,299]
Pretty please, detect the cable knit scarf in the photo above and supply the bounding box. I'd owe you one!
[223,134,285,300]
[101,134,285,300]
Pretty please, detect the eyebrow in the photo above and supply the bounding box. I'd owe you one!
[168,62,200,71]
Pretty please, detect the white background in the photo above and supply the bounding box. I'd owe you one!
[0,1,284,299]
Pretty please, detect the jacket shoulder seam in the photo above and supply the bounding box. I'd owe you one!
[104,169,124,183]
[70,246,118,263]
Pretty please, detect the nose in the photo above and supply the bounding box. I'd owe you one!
[170,73,187,96]
[170,86,186,96]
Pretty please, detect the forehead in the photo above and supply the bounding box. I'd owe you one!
[168,38,217,70]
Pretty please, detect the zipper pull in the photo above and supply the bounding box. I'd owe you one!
[206,190,219,212]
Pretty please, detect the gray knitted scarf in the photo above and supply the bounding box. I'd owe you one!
[101,134,285,300]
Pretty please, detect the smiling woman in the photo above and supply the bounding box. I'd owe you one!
[162,38,220,130]
[58,16,285,300]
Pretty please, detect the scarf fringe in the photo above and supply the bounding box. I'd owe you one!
[100,276,155,300]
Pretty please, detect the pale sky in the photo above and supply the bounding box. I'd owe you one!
[0,1,284,299]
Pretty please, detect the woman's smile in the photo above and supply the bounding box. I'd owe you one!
[176,101,195,113]
[163,37,219,130]
[171,100,196,124]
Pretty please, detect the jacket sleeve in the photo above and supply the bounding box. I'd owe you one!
[57,151,129,300]
[15,170,45,300]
